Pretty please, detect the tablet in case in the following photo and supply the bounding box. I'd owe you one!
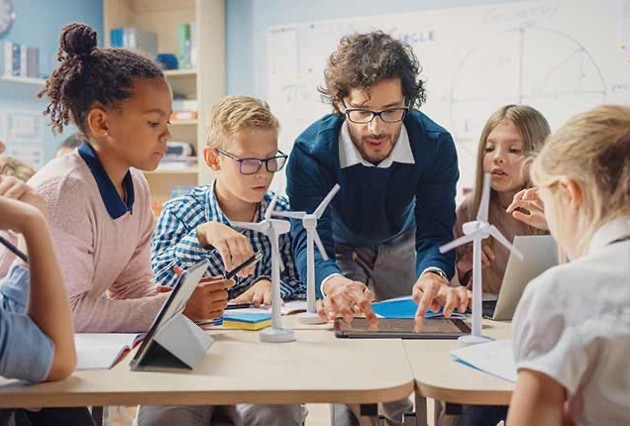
[130,260,213,371]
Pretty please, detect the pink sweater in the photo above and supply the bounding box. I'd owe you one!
[27,151,168,332]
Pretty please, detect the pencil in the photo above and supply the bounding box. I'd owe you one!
[0,235,28,263]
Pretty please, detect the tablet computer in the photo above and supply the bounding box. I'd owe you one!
[130,259,209,371]
[334,317,471,339]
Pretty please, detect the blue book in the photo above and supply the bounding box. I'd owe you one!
[371,296,466,319]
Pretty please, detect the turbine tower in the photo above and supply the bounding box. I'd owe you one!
[439,174,523,346]
[273,184,341,324]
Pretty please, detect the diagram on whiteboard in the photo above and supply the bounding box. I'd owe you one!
[267,0,629,196]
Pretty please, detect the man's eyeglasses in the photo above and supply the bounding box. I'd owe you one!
[342,100,409,124]
[216,149,288,175]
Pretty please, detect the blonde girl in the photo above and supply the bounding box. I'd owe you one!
[508,105,630,425]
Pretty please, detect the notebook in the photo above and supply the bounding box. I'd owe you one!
[371,296,466,319]
[75,333,145,370]
[450,339,518,382]
[222,313,272,331]
[222,299,308,316]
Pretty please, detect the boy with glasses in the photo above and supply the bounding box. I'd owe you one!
[286,31,472,424]
[144,96,306,425]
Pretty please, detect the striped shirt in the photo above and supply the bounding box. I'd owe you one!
[151,184,306,300]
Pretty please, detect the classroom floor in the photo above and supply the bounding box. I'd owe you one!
[108,403,331,425]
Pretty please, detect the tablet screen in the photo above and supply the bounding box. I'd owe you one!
[335,317,470,339]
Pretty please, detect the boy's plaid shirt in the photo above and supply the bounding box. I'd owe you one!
[151,184,306,300]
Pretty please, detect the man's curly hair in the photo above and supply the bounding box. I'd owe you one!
[39,22,164,136]
[318,31,426,115]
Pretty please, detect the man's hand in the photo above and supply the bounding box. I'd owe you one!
[316,275,377,326]
[412,272,471,328]
[183,277,233,321]
[196,222,255,275]
[0,175,48,217]
[506,188,548,230]
[230,279,272,307]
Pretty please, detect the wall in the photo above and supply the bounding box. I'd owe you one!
[0,0,103,163]
[226,0,518,99]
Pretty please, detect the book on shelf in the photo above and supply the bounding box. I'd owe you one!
[110,27,157,57]
[3,42,39,78]
[171,111,198,121]
[177,22,197,70]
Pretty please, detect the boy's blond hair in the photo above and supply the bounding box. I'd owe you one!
[531,105,630,256]
[205,96,279,149]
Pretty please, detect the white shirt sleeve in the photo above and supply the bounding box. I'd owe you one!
[512,272,589,396]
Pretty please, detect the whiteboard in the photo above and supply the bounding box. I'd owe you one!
[267,0,630,196]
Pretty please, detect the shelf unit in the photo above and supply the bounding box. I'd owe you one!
[0,75,47,85]
[104,0,224,211]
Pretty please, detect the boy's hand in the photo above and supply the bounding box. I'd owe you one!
[0,175,48,217]
[506,188,548,230]
[196,222,255,275]
[0,197,45,235]
[183,277,233,321]
[230,279,272,307]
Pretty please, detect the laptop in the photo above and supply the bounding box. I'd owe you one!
[483,235,557,320]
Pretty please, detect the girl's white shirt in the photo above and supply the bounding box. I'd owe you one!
[513,216,630,426]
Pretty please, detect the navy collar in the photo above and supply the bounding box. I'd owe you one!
[78,142,135,219]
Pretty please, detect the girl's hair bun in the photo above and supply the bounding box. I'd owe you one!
[59,23,97,58]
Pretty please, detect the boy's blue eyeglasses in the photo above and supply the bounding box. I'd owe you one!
[215,149,288,175]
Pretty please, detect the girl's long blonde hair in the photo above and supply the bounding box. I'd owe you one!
[472,105,551,234]
[531,105,630,257]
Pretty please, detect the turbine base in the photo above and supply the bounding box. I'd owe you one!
[259,327,296,343]
[457,334,493,348]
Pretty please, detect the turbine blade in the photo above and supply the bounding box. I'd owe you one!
[313,231,329,261]
[273,211,306,219]
[488,226,524,260]
[477,173,491,223]
[265,192,280,220]
[439,234,477,253]
[231,221,267,234]
[314,184,341,218]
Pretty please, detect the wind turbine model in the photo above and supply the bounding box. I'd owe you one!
[439,173,523,347]
[273,184,341,324]
[231,193,295,343]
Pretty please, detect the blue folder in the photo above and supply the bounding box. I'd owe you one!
[371,296,466,319]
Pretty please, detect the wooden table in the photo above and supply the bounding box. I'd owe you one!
[404,320,514,425]
[0,322,414,410]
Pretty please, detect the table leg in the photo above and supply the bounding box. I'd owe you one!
[414,393,427,426]
[91,406,103,426]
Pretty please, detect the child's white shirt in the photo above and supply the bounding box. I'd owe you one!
[513,217,630,426]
